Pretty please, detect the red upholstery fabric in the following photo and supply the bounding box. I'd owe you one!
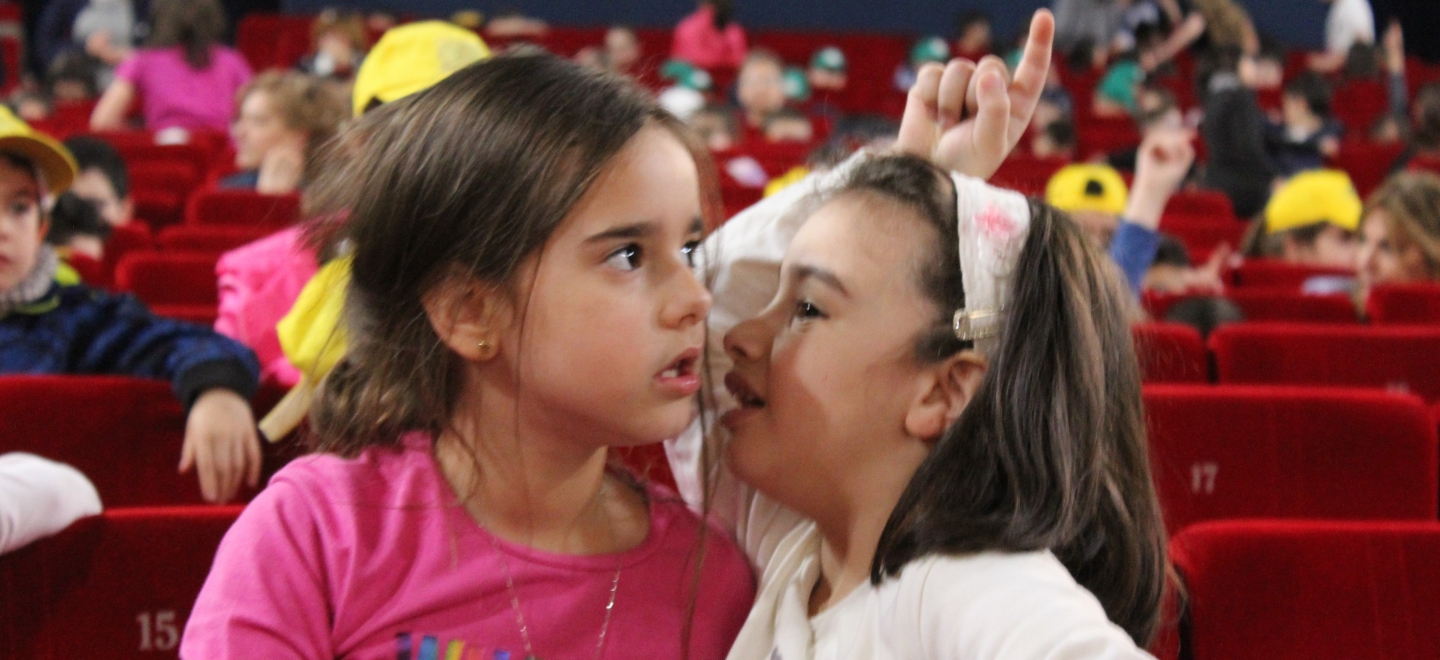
[1229,259,1355,289]
[1143,385,1439,534]
[0,376,294,506]
[130,189,184,230]
[1211,323,1440,402]
[1224,289,1357,323]
[156,225,273,255]
[184,189,301,228]
[1170,520,1440,660]
[991,155,1068,196]
[149,303,219,326]
[1331,140,1406,198]
[114,252,219,306]
[0,506,243,659]
[1157,214,1246,262]
[103,223,154,279]
[1133,322,1208,383]
[1332,79,1390,137]
[1367,283,1440,325]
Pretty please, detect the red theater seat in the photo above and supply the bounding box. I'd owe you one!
[1133,322,1208,383]
[1165,190,1235,219]
[1211,323,1440,402]
[1143,385,1438,534]
[185,189,301,228]
[1228,259,1354,289]
[1224,289,1357,323]
[1367,283,1440,325]
[1332,140,1406,198]
[1170,520,1440,660]
[0,506,242,659]
[991,155,1067,196]
[0,376,297,506]
[1158,214,1245,261]
[1332,79,1389,137]
[114,252,219,307]
[157,225,274,255]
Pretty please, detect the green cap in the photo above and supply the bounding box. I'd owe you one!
[660,59,713,91]
[911,36,950,65]
[783,66,811,101]
[810,46,847,72]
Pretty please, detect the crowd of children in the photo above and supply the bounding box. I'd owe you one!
[1,1,1440,659]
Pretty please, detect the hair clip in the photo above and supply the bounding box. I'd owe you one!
[953,308,1002,341]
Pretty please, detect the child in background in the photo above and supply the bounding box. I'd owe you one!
[1266,72,1343,176]
[689,104,739,151]
[221,71,349,194]
[671,0,748,70]
[1031,119,1076,159]
[894,37,950,93]
[805,46,848,125]
[1199,47,1275,219]
[603,26,643,77]
[45,191,110,261]
[63,136,133,227]
[0,107,262,505]
[952,10,993,60]
[297,8,369,82]
[1107,87,1184,173]
[215,21,489,391]
[90,0,253,132]
[1046,163,1130,246]
[184,53,754,658]
[1244,169,1362,275]
[764,107,815,144]
[0,453,101,555]
[1356,171,1440,308]
[737,50,796,141]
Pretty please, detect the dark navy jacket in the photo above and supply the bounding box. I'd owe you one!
[0,283,259,407]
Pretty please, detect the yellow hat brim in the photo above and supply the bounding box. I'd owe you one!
[0,134,77,195]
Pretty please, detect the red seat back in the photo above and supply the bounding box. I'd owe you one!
[1368,283,1440,325]
[1224,289,1357,323]
[1133,322,1208,383]
[156,225,274,255]
[1170,520,1440,660]
[1229,259,1354,289]
[1332,140,1406,198]
[1158,214,1246,262]
[1211,323,1440,402]
[991,155,1068,196]
[1144,385,1439,534]
[184,189,301,228]
[0,506,242,659]
[114,252,219,306]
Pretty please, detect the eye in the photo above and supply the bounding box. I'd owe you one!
[793,300,826,322]
[604,244,643,271]
[9,200,32,216]
[681,240,701,268]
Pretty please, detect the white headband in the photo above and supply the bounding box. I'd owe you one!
[948,171,1031,355]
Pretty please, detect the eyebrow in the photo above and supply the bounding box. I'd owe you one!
[793,264,849,296]
[584,217,706,243]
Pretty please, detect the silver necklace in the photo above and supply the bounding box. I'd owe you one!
[482,485,624,660]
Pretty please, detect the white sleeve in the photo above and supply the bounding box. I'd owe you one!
[0,453,103,555]
[881,553,1154,660]
[665,151,875,572]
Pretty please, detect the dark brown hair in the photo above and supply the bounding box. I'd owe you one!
[148,0,226,70]
[844,155,1168,645]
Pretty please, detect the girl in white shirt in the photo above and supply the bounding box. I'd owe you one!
[674,9,1169,658]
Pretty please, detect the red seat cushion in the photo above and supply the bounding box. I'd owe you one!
[0,506,243,658]
[1211,322,1440,402]
[114,252,219,307]
[1133,322,1208,383]
[1170,520,1440,660]
[156,225,275,254]
[184,189,302,228]
[1228,259,1354,289]
[1144,385,1439,534]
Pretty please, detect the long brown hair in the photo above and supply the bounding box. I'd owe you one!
[848,156,1168,645]
[147,0,226,70]
[237,71,349,184]
[1366,171,1440,277]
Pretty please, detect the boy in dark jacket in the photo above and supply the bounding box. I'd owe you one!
[0,107,261,504]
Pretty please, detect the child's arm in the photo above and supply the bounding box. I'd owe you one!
[1111,130,1196,293]
[70,291,263,503]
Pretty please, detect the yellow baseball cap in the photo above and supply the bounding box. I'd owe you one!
[1264,169,1362,233]
[1046,164,1128,216]
[351,20,491,117]
[0,106,76,195]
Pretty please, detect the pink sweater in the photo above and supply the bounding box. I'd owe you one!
[671,5,748,70]
[181,434,755,659]
[213,227,316,387]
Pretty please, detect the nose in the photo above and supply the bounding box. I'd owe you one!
[661,263,713,330]
[723,314,776,366]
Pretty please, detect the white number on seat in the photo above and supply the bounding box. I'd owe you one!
[137,610,180,651]
[1190,462,1219,494]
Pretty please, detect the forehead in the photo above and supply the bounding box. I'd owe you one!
[787,192,935,294]
[0,157,38,195]
[554,125,701,237]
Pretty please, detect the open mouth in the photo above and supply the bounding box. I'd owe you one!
[724,372,766,409]
[658,348,700,380]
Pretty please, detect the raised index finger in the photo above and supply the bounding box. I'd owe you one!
[1007,10,1056,130]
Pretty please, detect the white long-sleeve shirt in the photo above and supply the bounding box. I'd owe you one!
[1326,0,1375,55]
[672,154,1154,660]
[0,452,102,554]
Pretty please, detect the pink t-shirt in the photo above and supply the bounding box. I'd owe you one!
[115,46,253,132]
[181,434,755,660]
[671,6,749,70]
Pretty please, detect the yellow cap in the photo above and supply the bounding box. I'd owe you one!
[0,106,76,195]
[351,21,491,117]
[1045,164,1128,216]
[1264,169,1362,234]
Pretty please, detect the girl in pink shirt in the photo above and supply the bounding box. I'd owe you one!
[672,1,749,70]
[181,54,754,658]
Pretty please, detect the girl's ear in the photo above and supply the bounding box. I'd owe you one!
[422,275,507,362]
[904,352,988,443]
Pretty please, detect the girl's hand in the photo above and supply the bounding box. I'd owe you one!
[896,9,1055,179]
[1126,129,1196,230]
[179,389,262,504]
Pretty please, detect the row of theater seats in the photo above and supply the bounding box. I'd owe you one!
[2,378,1437,658]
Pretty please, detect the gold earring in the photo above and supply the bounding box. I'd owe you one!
[477,339,491,352]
